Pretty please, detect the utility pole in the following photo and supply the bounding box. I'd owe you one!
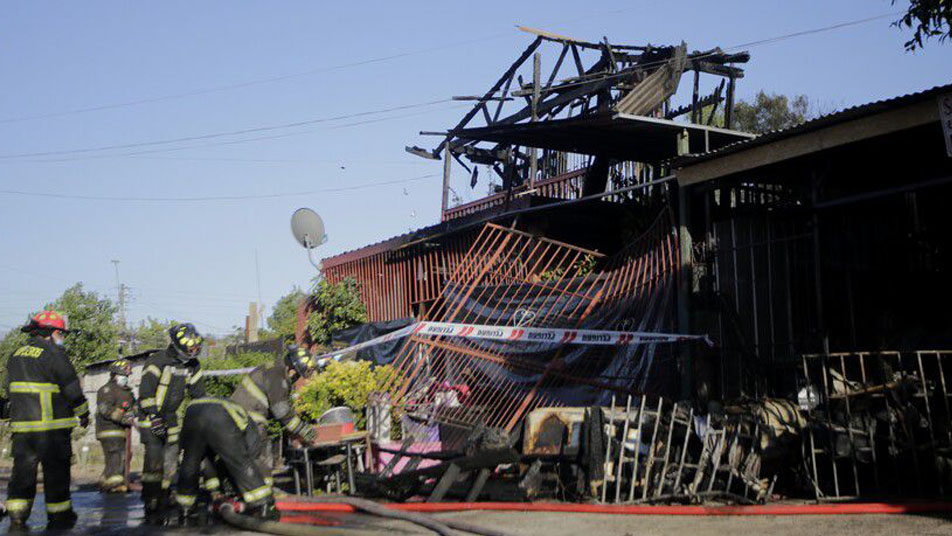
[245,302,260,343]
[111,260,129,353]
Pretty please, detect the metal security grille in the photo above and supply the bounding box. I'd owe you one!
[379,213,681,433]
[800,350,952,498]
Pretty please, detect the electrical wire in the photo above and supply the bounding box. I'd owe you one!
[0,173,438,202]
[0,99,453,160]
[0,36,511,125]
[6,103,468,164]
[0,6,639,125]
[0,11,899,163]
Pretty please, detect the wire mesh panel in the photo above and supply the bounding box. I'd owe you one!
[379,213,682,434]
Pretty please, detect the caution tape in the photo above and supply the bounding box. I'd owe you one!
[314,321,711,365]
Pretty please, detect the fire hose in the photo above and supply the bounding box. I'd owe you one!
[284,496,515,536]
[220,497,516,536]
[219,502,377,536]
[276,498,952,516]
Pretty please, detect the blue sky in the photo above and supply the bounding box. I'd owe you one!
[0,1,948,337]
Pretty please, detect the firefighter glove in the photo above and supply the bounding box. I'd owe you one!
[151,416,167,439]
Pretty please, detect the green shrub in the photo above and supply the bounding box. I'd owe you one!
[294,360,397,430]
[200,351,284,437]
[200,351,276,398]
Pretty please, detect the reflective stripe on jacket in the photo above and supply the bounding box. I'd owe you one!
[138,346,204,429]
[96,379,136,439]
[4,336,88,433]
[229,357,308,436]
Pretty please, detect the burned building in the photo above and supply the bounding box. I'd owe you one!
[307,30,952,501]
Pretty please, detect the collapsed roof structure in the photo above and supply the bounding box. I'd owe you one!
[406,26,752,218]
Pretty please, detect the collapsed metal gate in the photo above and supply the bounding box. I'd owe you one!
[598,395,777,504]
[378,214,681,436]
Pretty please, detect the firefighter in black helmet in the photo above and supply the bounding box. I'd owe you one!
[229,345,320,488]
[96,359,136,493]
[4,311,90,532]
[138,322,206,525]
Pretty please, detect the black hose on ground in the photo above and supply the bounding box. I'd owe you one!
[286,495,516,536]
[218,502,377,536]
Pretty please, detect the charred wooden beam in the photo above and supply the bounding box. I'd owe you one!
[666,83,725,120]
[406,145,439,160]
[517,25,649,52]
[433,37,543,154]
[688,60,746,79]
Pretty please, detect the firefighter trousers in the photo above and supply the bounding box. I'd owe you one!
[98,437,127,490]
[6,429,74,520]
[176,402,271,510]
[248,420,272,486]
[140,430,180,513]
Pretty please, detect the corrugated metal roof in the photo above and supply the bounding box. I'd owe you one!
[674,82,952,168]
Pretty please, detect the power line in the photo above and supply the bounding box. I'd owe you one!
[14,103,468,164]
[729,12,899,49]
[0,99,453,160]
[474,11,903,97]
[0,12,899,163]
[0,36,512,125]
[0,6,638,125]
[0,173,438,202]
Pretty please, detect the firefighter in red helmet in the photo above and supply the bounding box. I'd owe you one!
[3,311,90,531]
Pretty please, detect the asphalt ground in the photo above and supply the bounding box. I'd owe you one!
[2,490,952,535]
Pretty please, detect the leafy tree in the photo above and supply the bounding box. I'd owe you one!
[0,328,29,388]
[731,91,812,134]
[0,284,119,373]
[294,360,397,430]
[306,278,367,346]
[133,317,175,351]
[268,287,306,343]
[51,283,118,372]
[894,0,952,51]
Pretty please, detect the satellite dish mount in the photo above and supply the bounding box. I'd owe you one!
[290,208,328,273]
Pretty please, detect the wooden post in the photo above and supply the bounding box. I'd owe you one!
[691,70,700,123]
[725,74,736,129]
[678,183,694,399]
[441,141,451,221]
[529,52,541,188]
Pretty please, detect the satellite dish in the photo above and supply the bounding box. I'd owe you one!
[291,208,327,249]
[290,208,327,270]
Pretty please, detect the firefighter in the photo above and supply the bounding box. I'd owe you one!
[138,322,206,525]
[175,397,277,524]
[95,359,136,493]
[229,345,319,488]
[3,311,90,531]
